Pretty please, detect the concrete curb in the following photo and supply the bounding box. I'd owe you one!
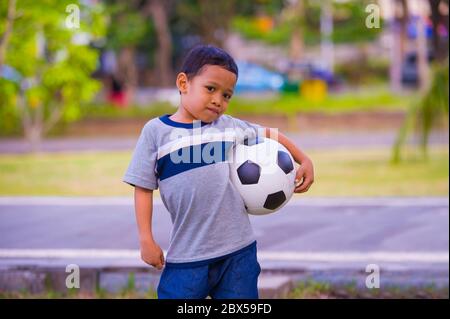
[0,264,290,298]
[1,264,448,298]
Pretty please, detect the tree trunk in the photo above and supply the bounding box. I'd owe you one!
[21,102,43,153]
[289,0,304,62]
[390,22,403,91]
[290,28,303,61]
[390,0,409,92]
[16,87,40,153]
[415,5,431,92]
[198,0,234,47]
[415,2,430,93]
[27,125,43,153]
[117,46,137,104]
[320,0,334,73]
[429,0,448,61]
[398,0,409,67]
[0,0,16,69]
[148,0,173,87]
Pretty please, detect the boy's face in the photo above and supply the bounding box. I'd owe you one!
[177,65,237,123]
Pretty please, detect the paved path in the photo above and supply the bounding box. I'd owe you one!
[0,197,448,271]
[0,131,448,153]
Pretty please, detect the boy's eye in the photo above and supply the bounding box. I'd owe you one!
[205,86,232,100]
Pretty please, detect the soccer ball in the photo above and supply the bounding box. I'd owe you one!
[228,136,296,215]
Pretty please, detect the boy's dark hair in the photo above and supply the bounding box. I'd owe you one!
[180,45,238,80]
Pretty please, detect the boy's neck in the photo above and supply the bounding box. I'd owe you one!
[170,108,198,124]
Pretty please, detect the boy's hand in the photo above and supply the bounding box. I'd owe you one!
[140,239,165,270]
[294,157,314,193]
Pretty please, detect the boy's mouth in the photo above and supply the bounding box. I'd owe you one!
[206,107,220,115]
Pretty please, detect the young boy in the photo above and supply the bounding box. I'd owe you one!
[123,45,314,299]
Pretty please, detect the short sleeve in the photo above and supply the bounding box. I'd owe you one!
[231,116,265,144]
[123,123,159,190]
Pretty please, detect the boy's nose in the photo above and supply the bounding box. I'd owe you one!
[211,96,221,107]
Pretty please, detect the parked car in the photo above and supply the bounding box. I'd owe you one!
[401,51,434,87]
[234,60,342,95]
[281,60,342,88]
[234,60,285,94]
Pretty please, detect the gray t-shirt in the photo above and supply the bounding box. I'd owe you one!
[123,114,263,263]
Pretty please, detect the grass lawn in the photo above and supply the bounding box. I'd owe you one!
[287,280,448,299]
[228,87,415,116]
[0,146,447,197]
[81,86,415,121]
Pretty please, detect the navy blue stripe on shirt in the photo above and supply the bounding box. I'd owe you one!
[156,141,234,181]
[159,114,211,128]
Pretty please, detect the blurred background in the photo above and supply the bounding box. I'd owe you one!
[0,0,448,299]
[0,0,448,197]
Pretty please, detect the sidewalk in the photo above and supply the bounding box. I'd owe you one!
[1,130,448,154]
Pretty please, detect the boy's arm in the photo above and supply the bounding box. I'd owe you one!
[134,186,165,269]
[265,128,314,193]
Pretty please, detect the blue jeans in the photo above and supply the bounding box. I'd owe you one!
[157,241,261,299]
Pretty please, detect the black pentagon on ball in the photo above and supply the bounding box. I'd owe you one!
[237,160,261,184]
[263,191,287,210]
[277,151,294,174]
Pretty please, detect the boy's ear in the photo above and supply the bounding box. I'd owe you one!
[176,72,189,94]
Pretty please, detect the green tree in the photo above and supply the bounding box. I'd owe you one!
[104,0,175,89]
[231,0,382,46]
[105,0,151,93]
[0,0,106,151]
[391,60,449,163]
[174,0,237,47]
